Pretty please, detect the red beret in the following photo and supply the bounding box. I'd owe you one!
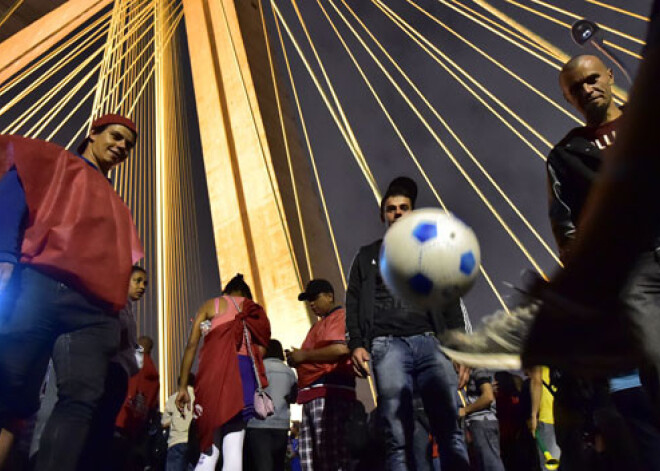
[91,114,138,136]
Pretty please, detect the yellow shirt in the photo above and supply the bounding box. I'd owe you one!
[539,367,555,425]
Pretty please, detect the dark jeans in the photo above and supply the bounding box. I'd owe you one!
[412,402,433,471]
[0,265,120,471]
[371,334,469,471]
[611,386,660,470]
[166,443,191,471]
[625,251,660,406]
[244,428,288,471]
[465,420,505,471]
[77,361,129,471]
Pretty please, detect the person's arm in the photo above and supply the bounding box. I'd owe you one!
[462,382,495,417]
[546,158,577,261]
[287,343,350,366]
[528,367,543,435]
[0,168,27,291]
[176,299,214,413]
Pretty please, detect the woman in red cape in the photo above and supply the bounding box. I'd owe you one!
[176,274,270,471]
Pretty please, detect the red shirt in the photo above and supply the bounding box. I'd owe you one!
[296,307,355,403]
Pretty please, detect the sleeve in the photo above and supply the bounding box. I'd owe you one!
[0,167,28,264]
[321,311,348,343]
[345,250,365,351]
[472,369,493,389]
[547,156,577,261]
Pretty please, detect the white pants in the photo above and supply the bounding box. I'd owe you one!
[195,428,245,471]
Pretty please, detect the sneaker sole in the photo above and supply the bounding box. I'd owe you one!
[441,347,522,370]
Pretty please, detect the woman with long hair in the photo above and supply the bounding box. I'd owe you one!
[176,274,271,470]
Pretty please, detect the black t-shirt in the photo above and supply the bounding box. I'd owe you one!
[371,270,435,337]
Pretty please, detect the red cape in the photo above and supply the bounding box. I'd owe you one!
[194,299,270,451]
[0,135,143,312]
[115,354,160,434]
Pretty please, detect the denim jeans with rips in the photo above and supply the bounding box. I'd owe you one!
[370,334,469,471]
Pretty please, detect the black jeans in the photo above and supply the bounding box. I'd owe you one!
[0,265,120,471]
[77,361,129,471]
[244,428,288,471]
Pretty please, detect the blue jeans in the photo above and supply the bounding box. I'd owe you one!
[371,334,469,471]
[0,265,120,471]
[465,420,505,471]
[166,443,192,471]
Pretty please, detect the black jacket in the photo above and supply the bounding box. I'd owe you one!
[546,129,605,261]
[345,239,467,351]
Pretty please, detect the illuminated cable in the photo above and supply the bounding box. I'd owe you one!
[0,0,25,30]
[405,0,580,123]
[585,0,649,22]
[332,0,551,279]
[271,4,347,287]
[377,0,551,158]
[505,0,643,59]
[260,0,313,281]
[527,0,645,45]
[340,0,561,266]
[272,1,383,205]
[289,0,378,200]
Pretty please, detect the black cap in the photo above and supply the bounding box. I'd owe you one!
[298,279,334,301]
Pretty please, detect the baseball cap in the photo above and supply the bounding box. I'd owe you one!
[298,279,334,301]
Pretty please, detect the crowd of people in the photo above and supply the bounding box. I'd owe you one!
[0,1,659,470]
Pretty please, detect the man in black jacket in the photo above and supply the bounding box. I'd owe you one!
[346,176,470,471]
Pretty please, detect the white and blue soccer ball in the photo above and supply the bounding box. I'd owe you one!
[379,208,481,309]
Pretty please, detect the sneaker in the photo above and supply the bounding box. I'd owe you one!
[439,302,539,370]
[521,284,644,375]
[442,282,644,375]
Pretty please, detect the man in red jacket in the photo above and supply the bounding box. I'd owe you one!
[0,114,142,471]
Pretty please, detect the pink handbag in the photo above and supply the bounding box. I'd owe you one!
[229,297,275,420]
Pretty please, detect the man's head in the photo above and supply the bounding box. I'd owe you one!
[77,114,137,174]
[222,273,253,300]
[380,176,417,226]
[559,55,616,125]
[265,339,285,360]
[138,335,154,355]
[298,279,335,317]
[128,265,148,302]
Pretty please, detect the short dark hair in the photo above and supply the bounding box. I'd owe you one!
[131,265,147,275]
[76,124,108,155]
[223,273,253,300]
[265,339,285,360]
[380,176,417,221]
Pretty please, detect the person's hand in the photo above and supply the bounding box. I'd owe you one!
[459,407,466,418]
[175,388,191,416]
[0,262,14,292]
[285,347,306,367]
[455,362,471,389]
[527,415,538,436]
[351,347,371,378]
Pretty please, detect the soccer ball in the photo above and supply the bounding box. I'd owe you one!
[379,208,481,309]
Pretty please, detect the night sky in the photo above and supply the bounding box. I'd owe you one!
[257,0,651,323]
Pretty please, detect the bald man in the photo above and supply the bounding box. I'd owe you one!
[549,55,623,261]
[537,54,660,470]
